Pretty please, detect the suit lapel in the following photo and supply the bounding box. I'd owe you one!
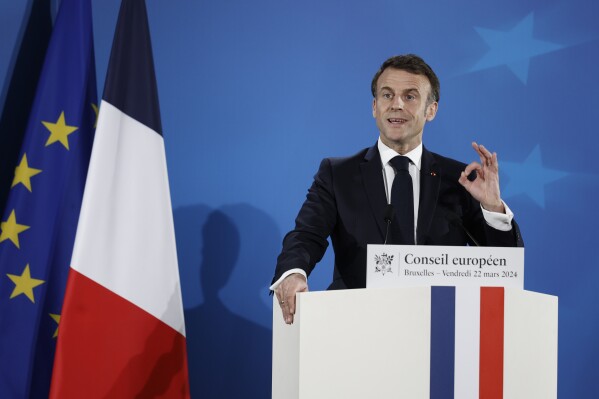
[417,147,441,244]
[360,145,387,239]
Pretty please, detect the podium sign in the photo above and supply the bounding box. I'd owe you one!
[367,245,524,289]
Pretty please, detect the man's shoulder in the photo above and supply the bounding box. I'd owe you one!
[325,145,375,168]
[425,147,468,175]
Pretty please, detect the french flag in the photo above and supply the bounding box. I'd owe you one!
[50,0,190,397]
[430,287,557,399]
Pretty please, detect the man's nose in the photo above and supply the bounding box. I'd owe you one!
[391,96,403,110]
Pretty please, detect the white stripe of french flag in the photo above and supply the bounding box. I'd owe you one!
[455,287,481,399]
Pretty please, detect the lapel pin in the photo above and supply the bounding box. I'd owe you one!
[430,171,437,176]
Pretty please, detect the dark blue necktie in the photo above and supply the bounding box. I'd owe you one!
[389,155,415,245]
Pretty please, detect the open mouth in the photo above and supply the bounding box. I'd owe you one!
[388,118,407,124]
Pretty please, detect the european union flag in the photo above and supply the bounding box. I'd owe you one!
[0,0,96,397]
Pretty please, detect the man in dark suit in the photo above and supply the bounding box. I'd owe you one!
[271,54,523,324]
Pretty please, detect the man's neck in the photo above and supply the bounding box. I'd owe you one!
[379,137,421,155]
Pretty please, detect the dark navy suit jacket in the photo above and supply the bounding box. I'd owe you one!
[273,144,524,289]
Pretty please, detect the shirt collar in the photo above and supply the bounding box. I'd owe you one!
[377,138,422,171]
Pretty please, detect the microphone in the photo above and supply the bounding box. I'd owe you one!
[383,204,394,245]
[444,210,480,247]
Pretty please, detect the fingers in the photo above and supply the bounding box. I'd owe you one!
[274,289,291,324]
[471,141,485,164]
[282,287,295,324]
[464,142,503,210]
[459,171,474,189]
[471,142,498,170]
[491,152,498,169]
[463,160,481,177]
[275,274,308,325]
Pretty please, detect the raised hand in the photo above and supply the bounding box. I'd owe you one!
[458,142,505,213]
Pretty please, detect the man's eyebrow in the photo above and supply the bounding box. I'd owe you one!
[379,86,422,95]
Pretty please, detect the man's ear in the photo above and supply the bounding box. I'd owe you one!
[372,98,377,118]
[426,101,438,121]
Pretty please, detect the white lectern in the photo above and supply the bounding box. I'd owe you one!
[272,287,557,399]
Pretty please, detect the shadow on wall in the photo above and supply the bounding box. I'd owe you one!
[175,204,279,398]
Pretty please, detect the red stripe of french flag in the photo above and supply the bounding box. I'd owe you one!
[52,271,188,397]
[480,287,505,399]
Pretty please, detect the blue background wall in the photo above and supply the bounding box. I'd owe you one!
[2,0,598,397]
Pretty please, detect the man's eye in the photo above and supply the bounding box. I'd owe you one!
[382,93,393,99]
[406,94,415,100]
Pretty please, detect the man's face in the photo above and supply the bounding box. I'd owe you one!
[372,68,438,153]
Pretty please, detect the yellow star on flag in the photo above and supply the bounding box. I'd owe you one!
[42,111,78,150]
[6,264,45,303]
[0,209,30,249]
[12,154,42,192]
[91,103,99,128]
[50,313,61,338]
